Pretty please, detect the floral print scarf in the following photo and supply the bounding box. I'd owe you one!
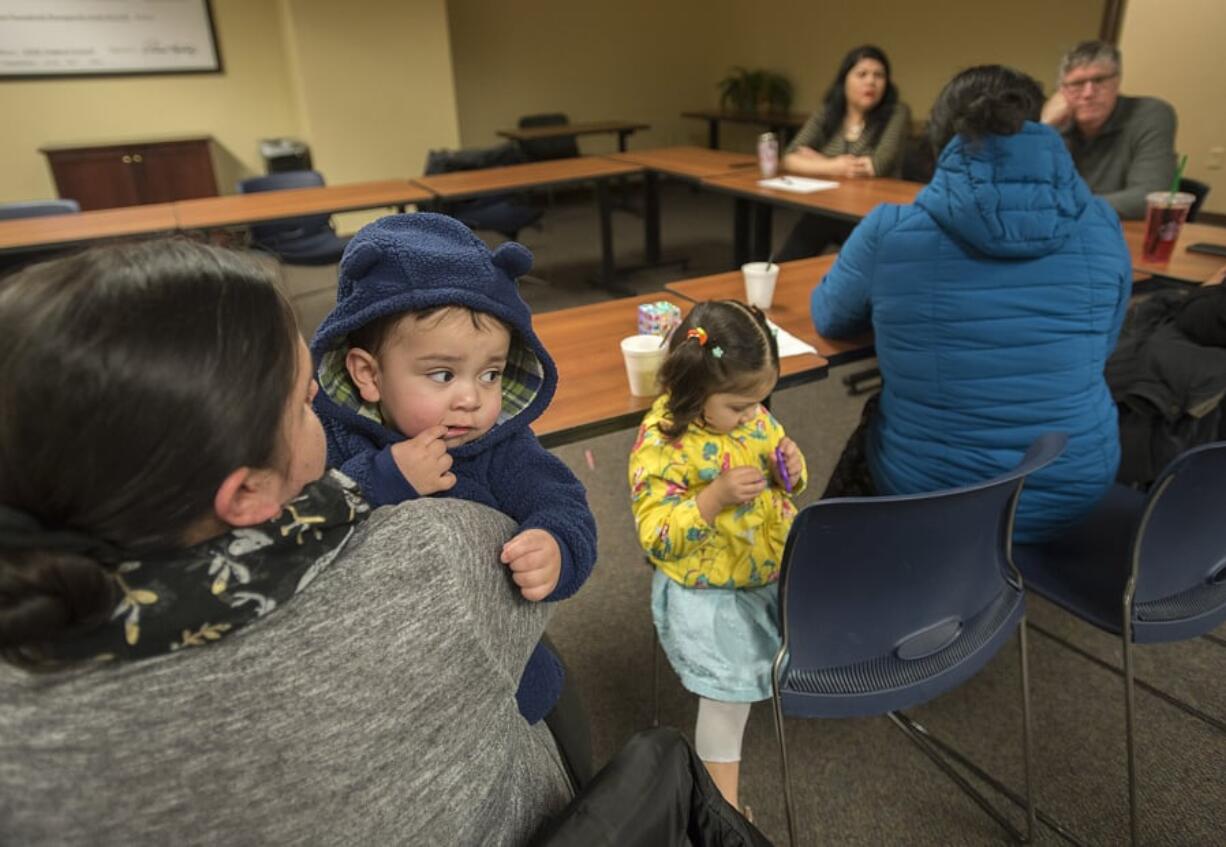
[43,470,370,665]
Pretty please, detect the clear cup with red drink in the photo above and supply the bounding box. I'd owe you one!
[1141,191,1195,264]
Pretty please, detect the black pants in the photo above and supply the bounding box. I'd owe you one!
[823,393,881,499]
[776,214,856,262]
[530,728,772,847]
[541,636,594,790]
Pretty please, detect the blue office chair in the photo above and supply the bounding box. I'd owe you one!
[1013,441,1226,846]
[423,144,543,241]
[771,433,1067,846]
[0,199,80,220]
[516,113,580,162]
[237,170,349,266]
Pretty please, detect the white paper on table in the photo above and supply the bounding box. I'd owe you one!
[766,319,819,358]
[756,176,839,193]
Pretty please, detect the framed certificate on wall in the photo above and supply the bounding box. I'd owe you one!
[0,0,222,79]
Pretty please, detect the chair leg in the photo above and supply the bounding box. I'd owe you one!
[889,712,1025,842]
[1018,620,1037,843]
[1122,623,1139,846]
[770,685,798,847]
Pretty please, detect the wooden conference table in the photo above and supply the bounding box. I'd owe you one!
[607,145,756,264]
[416,156,644,290]
[1122,220,1226,284]
[700,171,923,265]
[496,120,650,153]
[175,179,433,230]
[0,203,178,254]
[681,109,810,150]
[665,255,874,365]
[532,290,829,447]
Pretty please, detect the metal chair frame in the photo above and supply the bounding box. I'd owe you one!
[1016,441,1226,846]
[768,437,1068,846]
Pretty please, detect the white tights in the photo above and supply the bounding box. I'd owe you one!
[694,697,752,763]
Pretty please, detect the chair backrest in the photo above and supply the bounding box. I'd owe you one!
[516,113,579,161]
[237,170,331,242]
[0,199,80,221]
[1131,442,1226,623]
[778,433,1066,672]
[1179,177,1210,223]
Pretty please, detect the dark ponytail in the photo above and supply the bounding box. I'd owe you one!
[657,301,779,438]
[0,239,299,664]
[928,65,1045,153]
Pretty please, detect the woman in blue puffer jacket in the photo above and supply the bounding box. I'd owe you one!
[812,65,1131,542]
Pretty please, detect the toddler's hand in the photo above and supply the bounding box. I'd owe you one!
[774,437,803,490]
[715,466,768,508]
[501,529,562,602]
[390,425,456,495]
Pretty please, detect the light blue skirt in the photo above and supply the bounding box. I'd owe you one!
[651,570,781,703]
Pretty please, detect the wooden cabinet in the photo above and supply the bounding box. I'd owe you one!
[41,137,218,211]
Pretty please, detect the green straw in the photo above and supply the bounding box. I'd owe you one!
[1169,154,1188,200]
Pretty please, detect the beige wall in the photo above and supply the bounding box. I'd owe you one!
[448,0,725,154]
[449,0,1105,154]
[281,0,459,232]
[1,0,460,233]
[1120,0,1226,215]
[0,0,300,203]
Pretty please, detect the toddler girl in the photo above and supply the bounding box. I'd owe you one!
[628,300,807,810]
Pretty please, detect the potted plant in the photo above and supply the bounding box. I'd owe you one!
[718,67,794,114]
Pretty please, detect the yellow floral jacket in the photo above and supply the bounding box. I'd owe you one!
[628,394,807,589]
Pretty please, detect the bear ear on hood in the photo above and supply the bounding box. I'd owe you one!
[490,241,533,281]
[340,240,383,283]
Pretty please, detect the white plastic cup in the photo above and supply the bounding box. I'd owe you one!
[741,261,779,309]
[620,334,666,397]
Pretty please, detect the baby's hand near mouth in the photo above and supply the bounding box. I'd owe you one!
[391,424,456,495]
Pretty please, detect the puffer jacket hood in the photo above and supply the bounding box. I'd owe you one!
[309,213,555,460]
[917,122,1093,259]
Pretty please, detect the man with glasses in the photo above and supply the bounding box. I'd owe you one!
[1041,40,1176,219]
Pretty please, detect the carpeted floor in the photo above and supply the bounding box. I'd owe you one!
[282,180,1226,846]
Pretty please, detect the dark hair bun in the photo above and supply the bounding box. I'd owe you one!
[955,88,1034,138]
[0,551,118,650]
[928,65,1045,153]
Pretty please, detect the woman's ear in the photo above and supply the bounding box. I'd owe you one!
[346,348,383,404]
[214,467,285,528]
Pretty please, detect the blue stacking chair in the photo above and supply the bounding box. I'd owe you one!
[1013,441,1226,846]
[0,199,80,220]
[771,433,1067,846]
[237,170,349,266]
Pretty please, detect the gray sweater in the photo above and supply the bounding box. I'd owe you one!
[1062,95,1177,220]
[0,499,573,845]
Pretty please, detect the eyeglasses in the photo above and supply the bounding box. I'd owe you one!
[1061,72,1119,92]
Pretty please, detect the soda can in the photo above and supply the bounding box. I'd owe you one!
[757,132,779,178]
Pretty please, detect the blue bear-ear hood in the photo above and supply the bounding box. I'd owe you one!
[309,213,557,458]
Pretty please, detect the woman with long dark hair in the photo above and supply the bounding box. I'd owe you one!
[777,44,911,259]
[0,239,573,844]
[811,65,1131,542]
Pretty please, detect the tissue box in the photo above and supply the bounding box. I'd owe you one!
[637,300,682,337]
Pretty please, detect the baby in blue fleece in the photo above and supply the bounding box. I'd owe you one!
[311,213,597,725]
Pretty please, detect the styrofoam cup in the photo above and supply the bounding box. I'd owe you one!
[742,262,779,309]
[620,334,666,397]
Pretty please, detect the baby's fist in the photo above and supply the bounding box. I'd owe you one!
[500,529,562,602]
